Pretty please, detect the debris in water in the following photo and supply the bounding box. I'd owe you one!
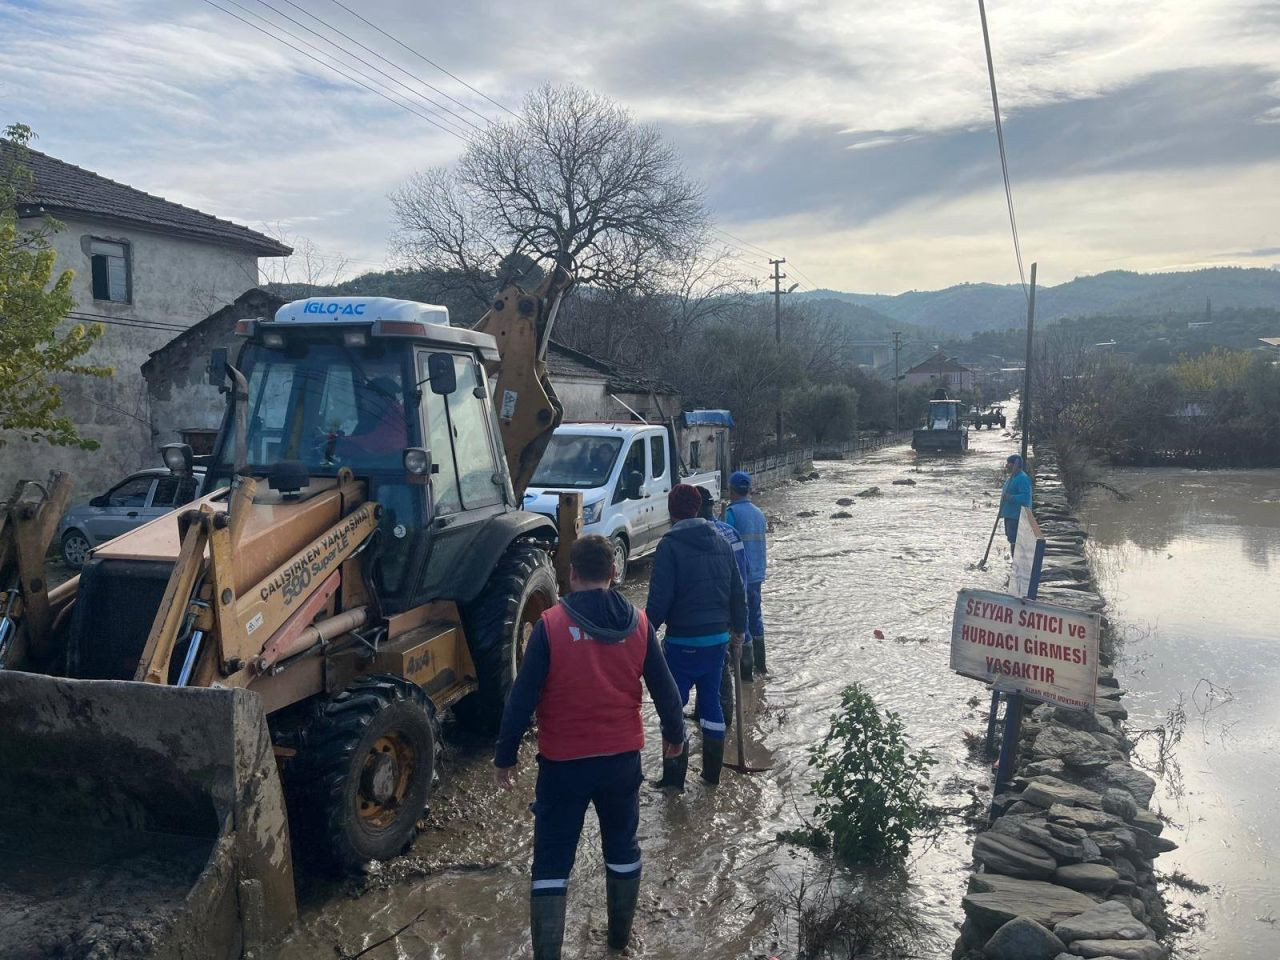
[855,487,881,497]
[873,629,885,639]
[796,510,818,518]
[835,497,855,506]
[892,478,916,486]
[830,511,853,519]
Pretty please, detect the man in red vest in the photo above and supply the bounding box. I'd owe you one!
[495,534,685,960]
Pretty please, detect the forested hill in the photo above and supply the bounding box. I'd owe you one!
[802,267,1280,336]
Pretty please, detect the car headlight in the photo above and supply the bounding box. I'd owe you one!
[582,500,603,524]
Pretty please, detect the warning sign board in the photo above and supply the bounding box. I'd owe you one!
[950,588,1100,710]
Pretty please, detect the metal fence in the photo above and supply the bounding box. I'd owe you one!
[811,430,914,460]
[731,431,912,490]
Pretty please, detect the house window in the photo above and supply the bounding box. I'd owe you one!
[89,239,130,302]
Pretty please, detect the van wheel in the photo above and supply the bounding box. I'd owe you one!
[285,675,437,873]
[610,535,629,584]
[455,542,558,734]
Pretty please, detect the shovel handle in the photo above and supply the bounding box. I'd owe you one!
[732,640,749,765]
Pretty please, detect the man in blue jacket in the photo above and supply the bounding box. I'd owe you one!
[647,483,748,790]
[1001,454,1033,551]
[725,470,768,677]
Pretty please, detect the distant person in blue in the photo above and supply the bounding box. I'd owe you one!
[1001,454,1033,552]
[724,470,768,677]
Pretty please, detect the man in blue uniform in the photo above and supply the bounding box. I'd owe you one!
[1001,454,1033,552]
[647,483,747,790]
[724,470,768,677]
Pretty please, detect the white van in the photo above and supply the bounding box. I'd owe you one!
[523,422,721,581]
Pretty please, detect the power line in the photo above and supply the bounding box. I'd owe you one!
[67,311,188,333]
[323,0,522,120]
[218,0,475,137]
[276,0,496,128]
[245,0,486,133]
[712,227,778,260]
[197,0,472,143]
[977,0,1028,298]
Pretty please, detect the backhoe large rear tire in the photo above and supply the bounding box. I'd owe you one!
[455,542,558,734]
[284,674,437,873]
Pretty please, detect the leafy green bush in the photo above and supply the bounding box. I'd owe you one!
[801,683,938,864]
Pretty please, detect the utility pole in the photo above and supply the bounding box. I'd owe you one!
[771,258,787,452]
[1019,262,1037,464]
[892,331,902,432]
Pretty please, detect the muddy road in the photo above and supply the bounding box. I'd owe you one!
[278,426,1023,959]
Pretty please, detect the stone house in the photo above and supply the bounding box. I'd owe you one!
[3,143,290,494]
[144,290,686,456]
[902,352,975,392]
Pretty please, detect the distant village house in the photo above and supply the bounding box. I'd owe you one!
[2,143,290,493]
[902,353,975,391]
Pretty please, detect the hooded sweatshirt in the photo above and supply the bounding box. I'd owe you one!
[494,588,685,767]
[645,518,748,641]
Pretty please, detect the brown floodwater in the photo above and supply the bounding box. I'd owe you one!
[277,424,1027,959]
[1079,468,1280,960]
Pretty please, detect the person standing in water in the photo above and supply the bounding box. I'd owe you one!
[724,471,769,677]
[1001,454,1033,553]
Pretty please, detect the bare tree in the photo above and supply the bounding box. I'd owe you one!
[391,83,707,305]
[255,227,351,293]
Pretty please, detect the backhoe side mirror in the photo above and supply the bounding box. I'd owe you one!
[207,347,228,386]
[426,353,457,395]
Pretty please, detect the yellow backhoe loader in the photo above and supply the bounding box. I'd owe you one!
[0,270,585,959]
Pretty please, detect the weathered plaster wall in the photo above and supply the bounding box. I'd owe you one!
[1,216,261,497]
[143,290,280,449]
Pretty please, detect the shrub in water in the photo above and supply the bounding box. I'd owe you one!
[802,683,938,864]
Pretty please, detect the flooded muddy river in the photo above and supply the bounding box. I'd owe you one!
[1079,469,1280,960]
[279,425,1026,959]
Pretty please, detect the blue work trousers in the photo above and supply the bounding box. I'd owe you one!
[1004,516,1019,545]
[531,751,643,896]
[665,641,728,740]
[747,581,765,639]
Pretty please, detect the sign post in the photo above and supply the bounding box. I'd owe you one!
[951,584,1099,806]
[983,507,1046,753]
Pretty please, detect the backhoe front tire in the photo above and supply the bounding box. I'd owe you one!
[455,542,558,734]
[285,675,437,873]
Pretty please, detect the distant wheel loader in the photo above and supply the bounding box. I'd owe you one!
[0,271,584,959]
[911,397,970,453]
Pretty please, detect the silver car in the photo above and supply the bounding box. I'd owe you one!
[58,468,204,568]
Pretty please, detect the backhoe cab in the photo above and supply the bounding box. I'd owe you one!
[0,275,574,958]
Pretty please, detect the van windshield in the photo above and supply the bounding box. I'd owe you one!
[530,435,623,489]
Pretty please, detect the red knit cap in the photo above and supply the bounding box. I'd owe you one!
[668,483,704,521]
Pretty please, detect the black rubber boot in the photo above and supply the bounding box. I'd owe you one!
[752,633,767,675]
[605,872,641,951]
[650,739,688,791]
[741,647,755,683]
[700,737,725,786]
[530,893,566,960]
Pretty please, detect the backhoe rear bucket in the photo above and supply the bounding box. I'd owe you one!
[0,672,296,960]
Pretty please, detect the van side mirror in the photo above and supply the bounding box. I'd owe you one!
[625,469,644,500]
[207,347,228,386]
[426,353,457,395]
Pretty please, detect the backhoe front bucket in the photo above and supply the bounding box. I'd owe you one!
[0,672,296,960]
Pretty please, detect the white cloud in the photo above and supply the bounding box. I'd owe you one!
[1,0,1277,289]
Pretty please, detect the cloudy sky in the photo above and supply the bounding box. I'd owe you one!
[2,0,1278,293]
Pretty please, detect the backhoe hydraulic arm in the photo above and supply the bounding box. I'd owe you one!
[474,266,575,499]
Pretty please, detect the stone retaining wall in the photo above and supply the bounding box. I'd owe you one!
[952,448,1174,960]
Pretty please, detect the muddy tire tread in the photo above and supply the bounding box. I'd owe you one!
[284,674,437,873]
[455,542,558,733]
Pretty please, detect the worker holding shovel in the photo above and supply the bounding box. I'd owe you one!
[724,471,769,677]
[1000,454,1033,553]
[647,483,748,790]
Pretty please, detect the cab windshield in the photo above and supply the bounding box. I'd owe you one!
[529,435,622,489]
[212,340,411,475]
